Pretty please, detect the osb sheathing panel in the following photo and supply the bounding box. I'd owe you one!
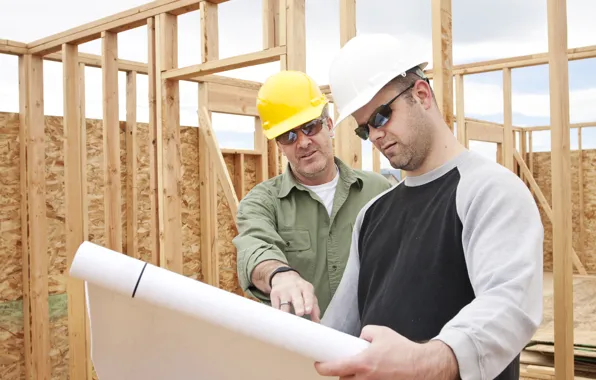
[0,111,257,379]
[530,150,596,274]
[0,112,24,378]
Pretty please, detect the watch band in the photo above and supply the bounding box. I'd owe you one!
[268,266,299,288]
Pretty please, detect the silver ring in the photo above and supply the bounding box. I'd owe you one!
[280,301,290,306]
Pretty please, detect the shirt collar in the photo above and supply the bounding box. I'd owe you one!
[277,157,363,199]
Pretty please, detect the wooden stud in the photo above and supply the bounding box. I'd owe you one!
[502,68,514,171]
[254,117,268,183]
[372,146,381,173]
[578,127,585,266]
[19,53,51,380]
[147,16,162,267]
[263,0,281,176]
[431,0,454,131]
[334,0,362,170]
[78,61,93,380]
[63,42,90,380]
[199,83,218,287]
[234,153,245,199]
[547,0,575,374]
[455,74,466,146]
[199,0,219,287]
[102,31,123,252]
[156,12,183,273]
[126,70,139,259]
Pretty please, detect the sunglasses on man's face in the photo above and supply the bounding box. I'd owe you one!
[276,117,326,145]
[354,83,416,141]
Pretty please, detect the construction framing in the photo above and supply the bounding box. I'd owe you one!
[0,0,592,379]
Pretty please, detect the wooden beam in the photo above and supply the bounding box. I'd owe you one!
[431,0,454,131]
[578,127,585,266]
[372,146,381,173]
[221,148,262,156]
[147,16,162,267]
[503,68,514,171]
[78,61,93,380]
[102,31,123,252]
[547,0,575,377]
[0,39,28,55]
[19,53,51,380]
[254,117,268,183]
[278,0,305,173]
[162,46,285,81]
[156,12,183,273]
[234,153,245,199]
[207,83,259,116]
[27,0,206,55]
[465,121,504,143]
[199,106,239,221]
[427,44,596,77]
[263,0,281,177]
[63,43,90,380]
[44,50,264,89]
[126,70,139,259]
[455,74,466,146]
[522,121,596,132]
[334,0,362,170]
[199,1,219,287]
[198,83,218,287]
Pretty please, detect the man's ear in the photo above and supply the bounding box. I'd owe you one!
[327,119,335,138]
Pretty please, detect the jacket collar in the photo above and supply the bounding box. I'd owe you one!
[277,156,363,199]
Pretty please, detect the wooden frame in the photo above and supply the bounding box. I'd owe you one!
[0,0,593,378]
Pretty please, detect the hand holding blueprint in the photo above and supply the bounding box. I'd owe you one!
[69,241,369,380]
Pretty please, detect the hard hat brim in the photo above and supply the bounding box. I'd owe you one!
[263,100,328,140]
[334,62,429,127]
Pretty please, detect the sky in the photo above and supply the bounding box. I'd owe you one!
[1,0,596,171]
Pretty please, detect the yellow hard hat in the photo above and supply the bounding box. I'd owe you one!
[257,70,329,140]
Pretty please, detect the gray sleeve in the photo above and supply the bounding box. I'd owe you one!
[432,163,544,380]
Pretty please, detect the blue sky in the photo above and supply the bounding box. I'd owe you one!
[1,0,595,171]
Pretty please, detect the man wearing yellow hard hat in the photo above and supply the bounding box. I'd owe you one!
[233,70,392,321]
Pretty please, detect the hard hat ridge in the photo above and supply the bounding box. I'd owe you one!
[328,33,428,126]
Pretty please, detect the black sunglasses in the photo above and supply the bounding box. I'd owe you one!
[276,117,326,145]
[353,83,415,141]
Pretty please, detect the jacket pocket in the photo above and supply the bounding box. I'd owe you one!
[278,229,316,281]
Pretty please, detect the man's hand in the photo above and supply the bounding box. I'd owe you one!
[314,325,459,379]
[270,270,321,322]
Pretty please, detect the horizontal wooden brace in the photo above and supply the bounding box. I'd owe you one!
[162,46,286,81]
[425,44,596,77]
[221,148,263,156]
[27,0,217,56]
[0,39,27,55]
[466,121,504,143]
[208,83,259,116]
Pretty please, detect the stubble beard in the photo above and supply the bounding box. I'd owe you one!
[388,116,433,172]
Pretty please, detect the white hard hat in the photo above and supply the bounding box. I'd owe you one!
[329,33,428,126]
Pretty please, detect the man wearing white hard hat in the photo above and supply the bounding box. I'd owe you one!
[316,33,544,380]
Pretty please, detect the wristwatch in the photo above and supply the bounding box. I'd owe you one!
[268,266,299,288]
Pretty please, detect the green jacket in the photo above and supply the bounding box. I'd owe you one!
[233,157,393,317]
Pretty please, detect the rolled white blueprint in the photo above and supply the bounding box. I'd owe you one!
[69,241,369,380]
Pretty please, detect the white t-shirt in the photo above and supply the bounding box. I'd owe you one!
[303,166,340,217]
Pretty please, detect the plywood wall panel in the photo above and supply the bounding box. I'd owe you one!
[531,150,596,274]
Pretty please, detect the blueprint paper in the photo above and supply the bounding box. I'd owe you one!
[69,241,369,380]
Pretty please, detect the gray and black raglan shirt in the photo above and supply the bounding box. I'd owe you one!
[321,149,544,380]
